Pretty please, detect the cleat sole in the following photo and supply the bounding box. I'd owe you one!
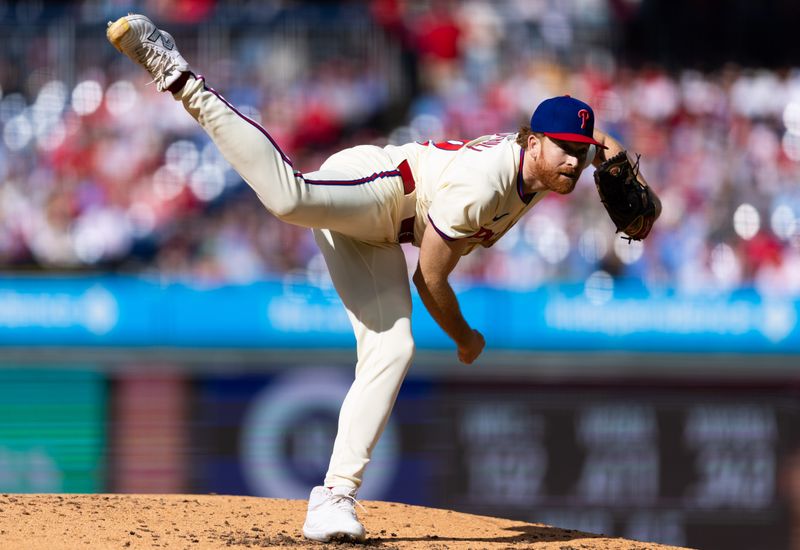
[302,527,365,543]
[106,17,130,52]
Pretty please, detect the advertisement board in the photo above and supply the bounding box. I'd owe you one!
[0,276,797,354]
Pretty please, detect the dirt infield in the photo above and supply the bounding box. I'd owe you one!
[0,494,691,549]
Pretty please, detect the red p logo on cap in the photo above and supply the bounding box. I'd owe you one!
[578,109,590,129]
[529,95,607,148]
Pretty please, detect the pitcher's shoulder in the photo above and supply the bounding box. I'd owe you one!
[452,136,520,182]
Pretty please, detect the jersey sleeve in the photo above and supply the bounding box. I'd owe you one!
[427,176,500,241]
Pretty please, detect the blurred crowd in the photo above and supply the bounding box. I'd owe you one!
[1,0,800,296]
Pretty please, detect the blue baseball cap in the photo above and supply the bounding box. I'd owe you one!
[530,95,607,148]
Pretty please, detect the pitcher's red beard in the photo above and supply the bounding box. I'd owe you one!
[536,158,580,194]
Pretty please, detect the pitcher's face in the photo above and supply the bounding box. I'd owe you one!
[534,136,590,194]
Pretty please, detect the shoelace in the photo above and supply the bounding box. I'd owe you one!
[136,45,178,88]
[331,492,367,516]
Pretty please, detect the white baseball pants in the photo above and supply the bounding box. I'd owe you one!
[174,74,415,490]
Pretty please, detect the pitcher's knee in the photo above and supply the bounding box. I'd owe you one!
[355,334,414,380]
[257,171,308,221]
[268,193,302,221]
[386,336,415,369]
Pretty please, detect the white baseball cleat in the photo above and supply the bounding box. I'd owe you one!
[302,486,366,542]
[106,14,189,92]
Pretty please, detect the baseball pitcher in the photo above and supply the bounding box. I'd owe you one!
[106,13,661,543]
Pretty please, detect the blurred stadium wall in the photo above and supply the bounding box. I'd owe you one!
[1,2,800,550]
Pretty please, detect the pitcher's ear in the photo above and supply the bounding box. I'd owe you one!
[528,133,543,156]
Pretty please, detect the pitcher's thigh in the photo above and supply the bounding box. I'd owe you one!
[299,167,401,242]
[313,229,412,336]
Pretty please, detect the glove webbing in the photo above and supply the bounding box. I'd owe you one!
[620,153,642,244]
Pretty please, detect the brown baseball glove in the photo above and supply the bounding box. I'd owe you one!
[593,151,657,241]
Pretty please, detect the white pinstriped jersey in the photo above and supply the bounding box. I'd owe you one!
[387,133,545,255]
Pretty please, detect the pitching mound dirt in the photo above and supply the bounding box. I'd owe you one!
[0,494,691,549]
